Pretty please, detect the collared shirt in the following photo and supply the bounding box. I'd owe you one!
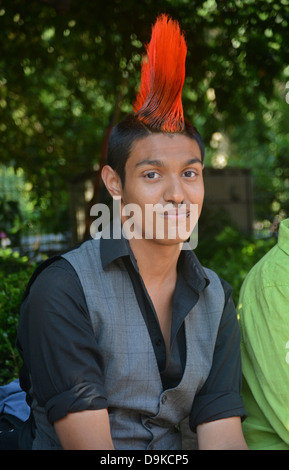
[17,234,246,443]
[239,218,289,450]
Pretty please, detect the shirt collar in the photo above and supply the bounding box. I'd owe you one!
[178,247,210,292]
[278,218,289,256]
[100,231,131,269]
[100,229,209,293]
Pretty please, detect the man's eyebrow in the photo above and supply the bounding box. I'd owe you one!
[135,159,165,168]
[135,157,202,168]
[185,157,203,165]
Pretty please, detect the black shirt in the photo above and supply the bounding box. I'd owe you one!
[17,235,246,433]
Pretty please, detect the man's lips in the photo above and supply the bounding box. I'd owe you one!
[159,208,190,219]
[163,212,189,218]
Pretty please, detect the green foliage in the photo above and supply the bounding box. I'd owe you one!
[0,0,289,230]
[0,198,22,245]
[0,166,39,235]
[0,249,35,385]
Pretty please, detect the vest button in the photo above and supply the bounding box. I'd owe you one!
[161,394,167,404]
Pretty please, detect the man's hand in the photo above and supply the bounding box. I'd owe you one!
[54,409,114,450]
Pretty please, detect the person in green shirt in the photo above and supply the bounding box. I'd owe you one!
[238,218,289,450]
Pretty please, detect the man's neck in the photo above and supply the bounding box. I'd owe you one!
[128,237,182,285]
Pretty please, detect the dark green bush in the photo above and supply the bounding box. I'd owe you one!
[0,249,36,385]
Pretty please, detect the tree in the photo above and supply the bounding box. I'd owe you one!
[0,0,289,232]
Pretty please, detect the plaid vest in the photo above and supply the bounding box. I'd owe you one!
[62,239,224,450]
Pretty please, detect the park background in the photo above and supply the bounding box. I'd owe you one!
[0,0,289,384]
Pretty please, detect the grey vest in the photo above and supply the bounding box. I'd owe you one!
[32,238,224,450]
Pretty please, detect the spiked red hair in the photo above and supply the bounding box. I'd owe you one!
[133,14,187,133]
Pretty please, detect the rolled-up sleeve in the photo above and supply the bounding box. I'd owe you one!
[190,281,247,431]
[17,258,108,424]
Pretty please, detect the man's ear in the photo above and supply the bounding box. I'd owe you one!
[101,165,122,198]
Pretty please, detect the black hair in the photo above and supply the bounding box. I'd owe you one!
[106,114,205,187]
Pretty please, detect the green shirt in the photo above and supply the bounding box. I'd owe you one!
[238,218,289,450]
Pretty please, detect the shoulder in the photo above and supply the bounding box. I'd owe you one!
[200,268,238,342]
[25,239,102,298]
[202,267,233,308]
[27,256,81,294]
[239,244,287,308]
[22,256,87,321]
[63,238,101,264]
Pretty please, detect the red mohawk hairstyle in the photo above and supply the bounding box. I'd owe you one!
[133,14,187,133]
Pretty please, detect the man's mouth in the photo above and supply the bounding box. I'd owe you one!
[160,206,190,219]
[163,211,190,219]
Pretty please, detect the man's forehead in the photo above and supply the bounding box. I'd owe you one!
[129,133,202,165]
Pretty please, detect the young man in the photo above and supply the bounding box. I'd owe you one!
[16,15,247,450]
[238,218,289,450]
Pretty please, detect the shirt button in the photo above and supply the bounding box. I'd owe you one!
[156,339,162,347]
[161,394,167,404]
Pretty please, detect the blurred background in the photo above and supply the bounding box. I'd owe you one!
[0,0,289,383]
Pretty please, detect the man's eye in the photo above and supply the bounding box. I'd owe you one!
[183,170,197,178]
[145,171,159,179]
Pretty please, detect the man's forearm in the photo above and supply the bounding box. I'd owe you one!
[54,409,114,450]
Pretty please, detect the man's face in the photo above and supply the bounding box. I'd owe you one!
[120,133,204,245]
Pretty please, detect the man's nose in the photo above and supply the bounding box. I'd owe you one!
[163,176,185,205]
